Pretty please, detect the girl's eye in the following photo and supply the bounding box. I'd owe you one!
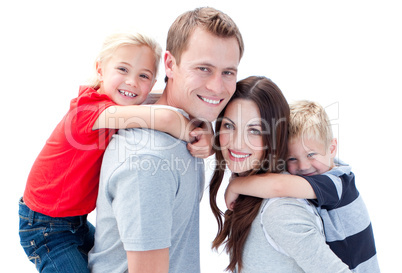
[287,157,297,162]
[140,74,150,80]
[117,67,128,73]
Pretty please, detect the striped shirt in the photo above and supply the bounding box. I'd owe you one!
[304,161,380,272]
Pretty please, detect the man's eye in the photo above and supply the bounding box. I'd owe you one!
[223,71,235,76]
[198,67,209,72]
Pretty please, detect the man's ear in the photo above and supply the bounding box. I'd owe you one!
[329,138,338,158]
[164,51,175,80]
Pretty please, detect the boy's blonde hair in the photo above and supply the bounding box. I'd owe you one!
[88,31,162,89]
[289,100,333,147]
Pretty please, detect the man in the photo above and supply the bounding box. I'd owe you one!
[89,7,244,273]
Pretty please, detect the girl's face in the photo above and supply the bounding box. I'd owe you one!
[219,99,264,175]
[97,45,157,106]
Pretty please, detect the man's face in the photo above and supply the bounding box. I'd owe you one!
[165,27,240,122]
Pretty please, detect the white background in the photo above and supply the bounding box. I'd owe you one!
[1,0,400,272]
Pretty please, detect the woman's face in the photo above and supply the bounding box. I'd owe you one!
[219,98,264,175]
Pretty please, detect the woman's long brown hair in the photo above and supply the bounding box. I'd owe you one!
[209,76,290,272]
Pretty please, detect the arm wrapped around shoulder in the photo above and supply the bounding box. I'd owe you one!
[262,198,352,273]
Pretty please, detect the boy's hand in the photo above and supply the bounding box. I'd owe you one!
[187,123,214,159]
[225,180,239,211]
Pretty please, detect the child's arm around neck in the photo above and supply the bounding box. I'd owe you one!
[225,173,317,210]
[93,104,194,142]
[93,103,214,159]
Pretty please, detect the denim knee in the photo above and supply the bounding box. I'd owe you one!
[18,198,94,272]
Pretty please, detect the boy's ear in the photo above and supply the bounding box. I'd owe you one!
[329,138,338,158]
[164,51,175,80]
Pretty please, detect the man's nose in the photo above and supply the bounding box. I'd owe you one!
[206,74,224,94]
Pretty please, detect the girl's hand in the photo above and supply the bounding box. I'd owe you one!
[187,123,214,159]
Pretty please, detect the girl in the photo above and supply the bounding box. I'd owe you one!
[19,31,211,273]
[209,76,351,272]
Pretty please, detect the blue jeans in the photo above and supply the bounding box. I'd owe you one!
[18,198,95,272]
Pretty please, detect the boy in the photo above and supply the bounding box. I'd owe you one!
[225,100,380,273]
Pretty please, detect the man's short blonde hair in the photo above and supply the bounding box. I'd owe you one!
[289,100,333,147]
[166,7,244,66]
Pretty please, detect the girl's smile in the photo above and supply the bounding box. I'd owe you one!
[96,44,157,106]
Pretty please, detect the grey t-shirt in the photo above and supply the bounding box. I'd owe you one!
[237,198,352,273]
[89,125,204,273]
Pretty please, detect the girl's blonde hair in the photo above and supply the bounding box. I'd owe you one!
[289,100,333,148]
[88,31,162,89]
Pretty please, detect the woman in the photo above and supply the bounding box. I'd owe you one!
[209,76,351,273]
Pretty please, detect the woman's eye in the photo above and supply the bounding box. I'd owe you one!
[249,128,261,135]
[223,122,235,130]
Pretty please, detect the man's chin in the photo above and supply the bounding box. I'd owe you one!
[190,113,217,123]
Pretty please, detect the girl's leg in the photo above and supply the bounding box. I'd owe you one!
[19,198,95,273]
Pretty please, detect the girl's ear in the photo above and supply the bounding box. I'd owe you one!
[96,61,103,81]
[164,51,175,80]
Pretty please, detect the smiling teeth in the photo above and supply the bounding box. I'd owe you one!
[200,96,220,105]
[230,151,250,159]
[119,90,137,98]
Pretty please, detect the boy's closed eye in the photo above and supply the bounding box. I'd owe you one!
[307,152,317,158]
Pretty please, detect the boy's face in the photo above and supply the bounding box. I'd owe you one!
[164,27,240,122]
[97,45,157,106]
[286,136,337,176]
